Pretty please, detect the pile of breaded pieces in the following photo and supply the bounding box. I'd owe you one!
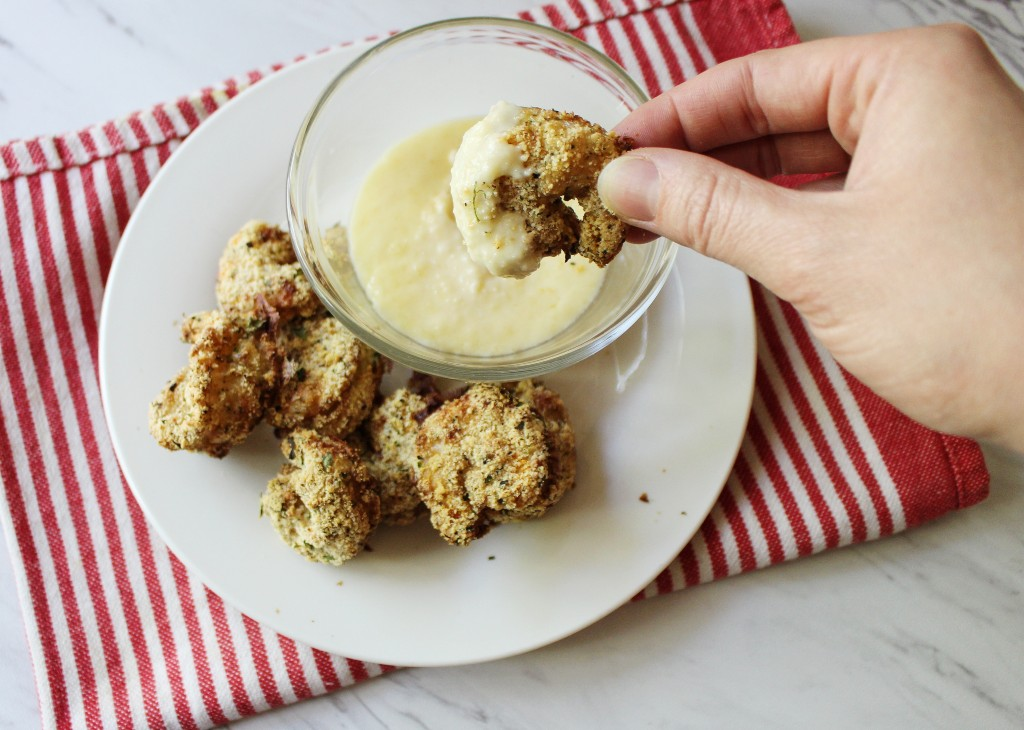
[149,221,576,565]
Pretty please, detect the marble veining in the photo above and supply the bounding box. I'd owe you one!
[881,0,1024,79]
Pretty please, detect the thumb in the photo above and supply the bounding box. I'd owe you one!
[598,149,819,287]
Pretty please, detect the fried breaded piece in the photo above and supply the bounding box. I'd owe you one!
[415,381,576,546]
[453,104,630,277]
[216,220,324,322]
[500,107,630,268]
[261,429,381,565]
[148,310,279,457]
[267,315,385,439]
[356,388,433,526]
[511,380,576,503]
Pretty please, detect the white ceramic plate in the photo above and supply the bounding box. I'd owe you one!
[100,43,756,667]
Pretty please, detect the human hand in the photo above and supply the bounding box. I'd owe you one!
[598,25,1024,452]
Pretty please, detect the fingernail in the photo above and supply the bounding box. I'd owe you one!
[598,155,659,222]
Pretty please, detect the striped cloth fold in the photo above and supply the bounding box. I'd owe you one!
[0,0,990,728]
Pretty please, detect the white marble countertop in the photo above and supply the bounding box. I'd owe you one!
[2,1,1022,728]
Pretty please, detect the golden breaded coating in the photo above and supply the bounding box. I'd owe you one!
[149,310,279,457]
[452,103,631,277]
[414,381,575,546]
[358,388,432,526]
[500,107,631,267]
[178,310,220,343]
[216,220,324,322]
[261,429,381,565]
[511,380,576,504]
[267,315,385,439]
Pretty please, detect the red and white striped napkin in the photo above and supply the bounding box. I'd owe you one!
[0,0,990,728]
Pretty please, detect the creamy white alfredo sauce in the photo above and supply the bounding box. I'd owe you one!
[450,101,543,279]
[348,117,605,358]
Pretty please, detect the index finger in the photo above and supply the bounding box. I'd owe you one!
[615,33,882,153]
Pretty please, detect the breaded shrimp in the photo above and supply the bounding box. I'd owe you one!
[148,310,280,457]
[261,429,381,565]
[267,315,386,439]
[451,102,630,277]
[216,220,324,322]
[414,380,576,546]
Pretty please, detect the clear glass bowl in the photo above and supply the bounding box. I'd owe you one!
[287,17,677,381]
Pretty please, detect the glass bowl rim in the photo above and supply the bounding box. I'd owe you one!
[286,15,677,381]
